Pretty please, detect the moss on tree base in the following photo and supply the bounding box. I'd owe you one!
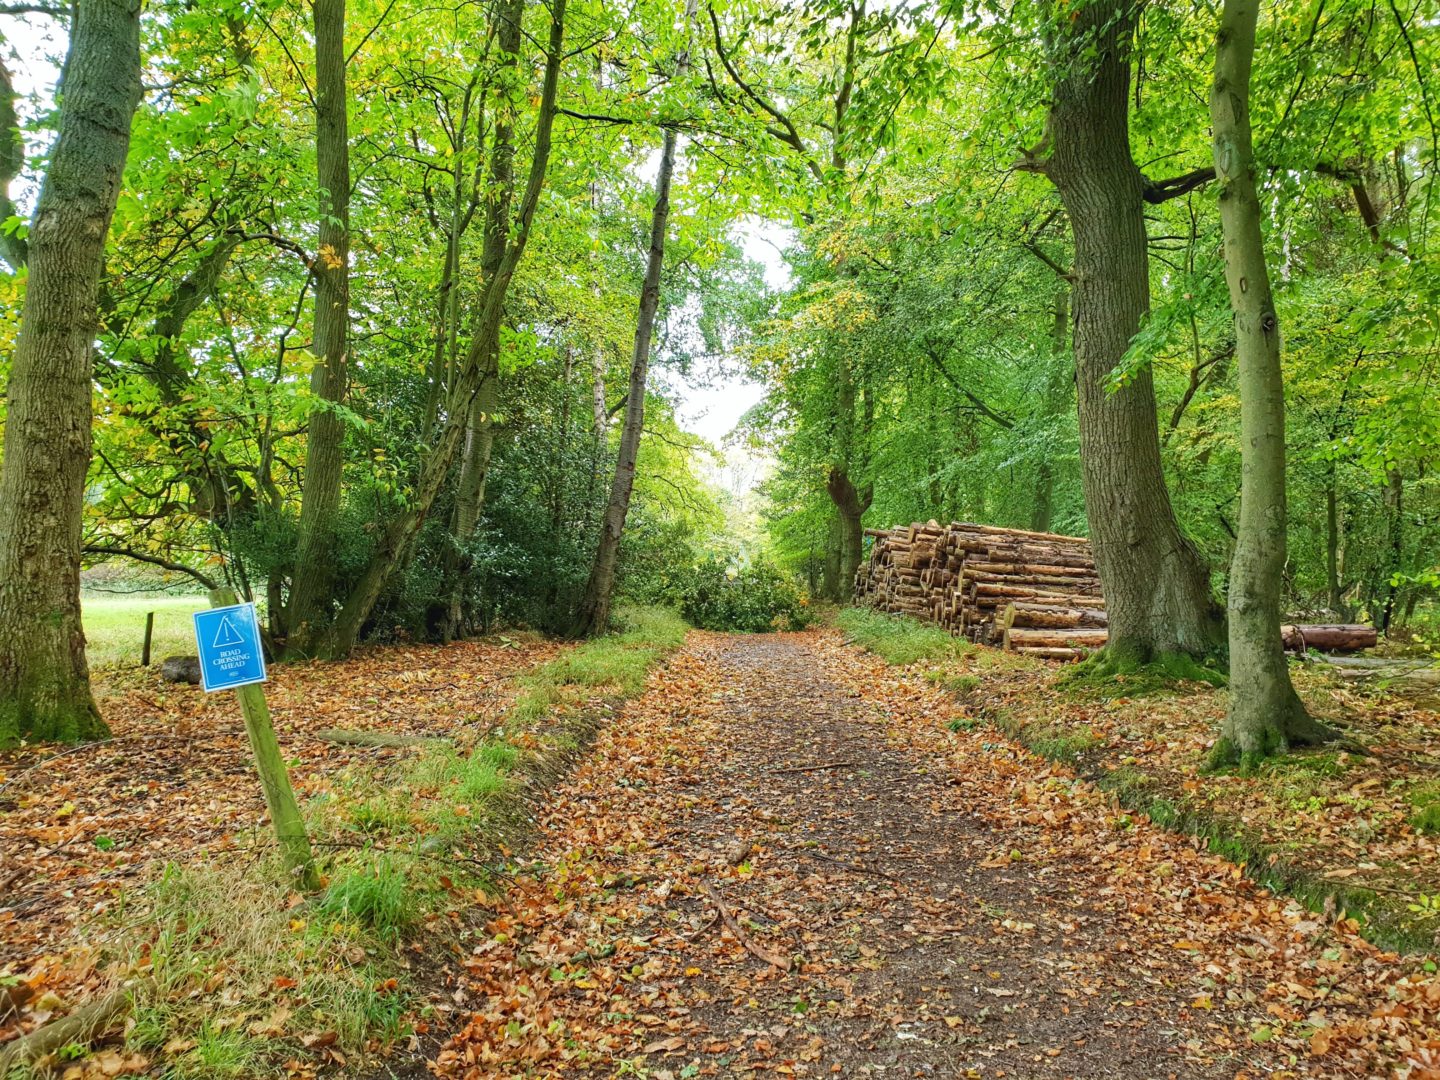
[1058,642,1226,697]
[1208,704,1336,774]
[0,691,109,748]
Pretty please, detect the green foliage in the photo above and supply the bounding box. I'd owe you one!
[836,608,966,666]
[659,554,812,633]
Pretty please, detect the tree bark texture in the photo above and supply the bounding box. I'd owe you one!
[1030,285,1071,533]
[572,0,696,637]
[441,0,524,640]
[1042,0,1224,661]
[827,467,872,601]
[0,0,142,745]
[1209,0,1329,763]
[287,0,352,654]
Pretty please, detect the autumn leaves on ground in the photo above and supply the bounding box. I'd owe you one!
[3,614,1440,1079]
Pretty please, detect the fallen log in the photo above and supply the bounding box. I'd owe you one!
[971,584,1106,605]
[1281,624,1377,653]
[965,561,1099,579]
[0,981,149,1073]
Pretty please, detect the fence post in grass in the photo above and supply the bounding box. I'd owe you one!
[141,611,154,667]
[197,587,319,890]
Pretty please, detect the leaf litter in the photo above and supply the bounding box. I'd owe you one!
[0,636,564,1053]
[428,629,1439,1078]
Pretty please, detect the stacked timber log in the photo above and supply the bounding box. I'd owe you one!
[854,521,1378,661]
[854,521,1104,656]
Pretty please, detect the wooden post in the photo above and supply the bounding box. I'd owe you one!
[208,588,319,890]
[141,611,154,667]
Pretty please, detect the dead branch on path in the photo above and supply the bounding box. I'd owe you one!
[699,880,792,971]
[788,847,905,886]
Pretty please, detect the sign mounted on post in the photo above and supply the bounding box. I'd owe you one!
[192,602,267,692]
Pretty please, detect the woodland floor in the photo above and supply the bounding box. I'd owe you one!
[420,631,1439,1079]
[4,628,1440,1078]
[0,635,566,1041]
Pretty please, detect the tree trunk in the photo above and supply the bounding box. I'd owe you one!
[1209,0,1330,765]
[440,0,524,641]
[1380,466,1403,632]
[1325,465,1344,614]
[1041,0,1224,663]
[826,468,871,601]
[1030,284,1071,533]
[572,0,696,637]
[822,514,841,600]
[315,0,568,659]
[0,0,141,746]
[286,0,351,654]
[441,368,499,638]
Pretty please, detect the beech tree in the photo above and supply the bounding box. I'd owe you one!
[574,0,698,637]
[1209,0,1333,763]
[286,0,353,654]
[1024,0,1224,663]
[0,0,143,745]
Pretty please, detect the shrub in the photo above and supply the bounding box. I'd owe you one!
[669,556,811,632]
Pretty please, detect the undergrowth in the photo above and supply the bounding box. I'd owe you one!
[93,605,688,1079]
[836,608,973,667]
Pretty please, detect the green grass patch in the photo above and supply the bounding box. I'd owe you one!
[1408,782,1440,835]
[1026,724,1104,764]
[316,855,422,940]
[81,593,209,668]
[837,608,971,666]
[511,605,689,721]
[926,670,980,693]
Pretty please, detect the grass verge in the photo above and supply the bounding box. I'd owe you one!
[836,608,973,667]
[49,606,689,1079]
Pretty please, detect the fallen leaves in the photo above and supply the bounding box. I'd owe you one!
[0,636,565,1049]
[427,629,1440,1078]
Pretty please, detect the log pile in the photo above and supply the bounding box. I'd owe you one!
[855,520,1379,662]
[854,521,1104,656]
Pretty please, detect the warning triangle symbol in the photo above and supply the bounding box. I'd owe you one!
[213,614,246,648]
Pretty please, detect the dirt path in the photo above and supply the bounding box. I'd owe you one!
[428,632,1436,1079]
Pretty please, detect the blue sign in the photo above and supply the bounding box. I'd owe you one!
[192,603,268,692]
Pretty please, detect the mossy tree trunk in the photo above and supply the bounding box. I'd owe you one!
[1209,0,1331,765]
[0,0,142,746]
[286,0,351,654]
[827,468,871,601]
[1039,0,1225,664]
